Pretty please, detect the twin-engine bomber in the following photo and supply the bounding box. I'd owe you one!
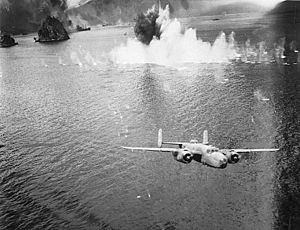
[122,129,279,169]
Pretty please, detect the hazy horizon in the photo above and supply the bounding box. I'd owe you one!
[67,0,284,9]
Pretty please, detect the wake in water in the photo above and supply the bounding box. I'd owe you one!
[110,5,239,66]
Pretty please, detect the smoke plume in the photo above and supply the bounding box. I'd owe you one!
[134,6,161,45]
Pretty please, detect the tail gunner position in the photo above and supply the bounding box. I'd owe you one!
[122,129,279,169]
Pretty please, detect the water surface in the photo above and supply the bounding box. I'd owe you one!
[0,28,300,230]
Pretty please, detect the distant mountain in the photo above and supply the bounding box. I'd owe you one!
[67,0,154,26]
[0,0,278,35]
[66,0,195,26]
[66,0,269,27]
[0,0,218,34]
[201,2,267,16]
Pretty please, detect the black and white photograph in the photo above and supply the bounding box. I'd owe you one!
[1,0,300,229]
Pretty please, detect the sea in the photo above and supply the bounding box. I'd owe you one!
[1,21,300,230]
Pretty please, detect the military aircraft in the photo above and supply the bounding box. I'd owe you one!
[122,129,279,169]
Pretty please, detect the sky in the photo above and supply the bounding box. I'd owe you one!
[67,0,284,8]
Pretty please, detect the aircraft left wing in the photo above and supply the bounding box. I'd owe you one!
[122,147,178,152]
[231,148,279,153]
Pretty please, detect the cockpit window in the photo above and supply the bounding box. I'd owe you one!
[190,139,198,144]
[208,148,219,153]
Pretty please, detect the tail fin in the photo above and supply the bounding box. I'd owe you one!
[203,130,208,145]
[158,129,163,147]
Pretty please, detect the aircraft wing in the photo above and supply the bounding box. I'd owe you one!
[231,148,279,153]
[122,147,178,152]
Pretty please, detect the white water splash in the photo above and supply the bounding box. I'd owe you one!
[254,90,270,102]
[41,59,48,67]
[58,56,67,66]
[70,51,82,67]
[110,5,239,67]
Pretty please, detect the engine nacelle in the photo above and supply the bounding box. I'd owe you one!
[172,149,193,164]
[222,150,240,164]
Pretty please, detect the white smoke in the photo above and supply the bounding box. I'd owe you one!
[109,5,239,67]
[68,14,90,28]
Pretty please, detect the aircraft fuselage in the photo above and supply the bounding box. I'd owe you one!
[177,142,228,168]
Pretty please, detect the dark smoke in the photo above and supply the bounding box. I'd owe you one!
[134,9,161,45]
[160,0,174,14]
[50,0,67,9]
[133,1,186,45]
[0,0,68,35]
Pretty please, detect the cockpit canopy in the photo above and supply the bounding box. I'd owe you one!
[190,139,198,144]
[207,147,219,153]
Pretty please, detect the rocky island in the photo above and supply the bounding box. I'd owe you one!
[0,34,18,48]
[35,16,69,43]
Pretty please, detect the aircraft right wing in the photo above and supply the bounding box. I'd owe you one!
[122,146,178,152]
[232,148,279,153]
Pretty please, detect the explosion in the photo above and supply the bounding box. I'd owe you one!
[110,5,239,66]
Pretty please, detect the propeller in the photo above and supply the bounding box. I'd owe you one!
[230,151,240,163]
[183,152,193,162]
